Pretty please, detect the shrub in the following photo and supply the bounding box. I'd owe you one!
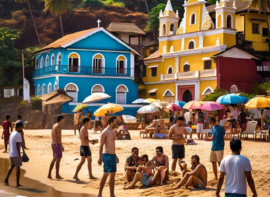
[202,88,227,101]
[80,0,103,8]
[18,100,28,110]
[31,95,42,110]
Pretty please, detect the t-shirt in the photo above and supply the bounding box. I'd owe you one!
[197,112,204,123]
[211,125,225,151]
[186,127,192,133]
[126,156,139,166]
[220,155,252,195]
[184,112,191,122]
[9,131,22,157]
[230,109,238,120]
[15,120,24,125]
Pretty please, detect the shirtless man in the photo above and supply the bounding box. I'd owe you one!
[73,117,98,180]
[152,146,169,185]
[173,155,207,190]
[97,116,119,197]
[47,115,65,179]
[168,116,187,171]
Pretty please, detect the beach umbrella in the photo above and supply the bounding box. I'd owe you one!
[137,105,160,114]
[183,100,204,110]
[72,104,87,112]
[245,96,270,109]
[239,96,249,103]
[216,94,245,104]
[94,103,124,117]
[173,101,186,108]
[142,98,159,104]
[167,103,182,111]
[132,98,146,104]
[200,101,224,111]
[83,93,111,104]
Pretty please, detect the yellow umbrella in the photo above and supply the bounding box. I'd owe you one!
[245,96,270,108]
[83,93,111,104]
[183,100,204,110]
[94,103,124,117]
[72,104,87,112]
[143,98,159,104]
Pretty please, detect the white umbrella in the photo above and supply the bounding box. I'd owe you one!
[132,98,146,104]
[137,105,160,114]
[82,93,111,104]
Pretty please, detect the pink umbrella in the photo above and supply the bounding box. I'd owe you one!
[167,103,182,111]
[200,101,224,111]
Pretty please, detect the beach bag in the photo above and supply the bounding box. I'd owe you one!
[22,153,29,162]
[187,139,197,145]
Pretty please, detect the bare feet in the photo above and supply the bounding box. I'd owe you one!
[16,184,22,187]
[47,175,53,179]
[56,175,64,180]
[89,176,97,180]
[4,179,9,185]
[123,184,134,189]
[73,176,80,181]
[3,150,7,153]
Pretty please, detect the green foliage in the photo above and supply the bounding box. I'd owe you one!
[202,88,228,101]
[239,92,256,99]
[18,100,28,109]
[207,0,216,5]
[44,0,73,15]
[80,0,104,7]
[162,112,169,118]
[31,95,42,110]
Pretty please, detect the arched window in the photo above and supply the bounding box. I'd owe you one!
[116,85,128,104]
[57,53,62,65]
[163,89,174,103]
[170,23,176,35]
[92,84,104,94]
[168,66,173,74]
[51,54,55,66]
[48,83,52,93]
[190,13,196,25]
[45,55,49,67]
[35,58,39,69]
[217,15,222,28]
[54,83,57,91]
[188,41,195,49]
[117,55,126,74]
[42,84,46,95]
[69,53,79,72]
[183,64,190,72]
[182,90,192,102]
[40,57,44,68]
[93,54,104,74]
[65,83,78,103]
[227,15,232,28]
[202,87,213,96]
[37,84,41,95]
[162,24,166,36]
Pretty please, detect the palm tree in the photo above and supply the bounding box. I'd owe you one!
[15,0,42,45]
[44,0,73,37]
[249,0,270,54]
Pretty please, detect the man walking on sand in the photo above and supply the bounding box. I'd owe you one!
[73,117,98,180]
[168,116,187,171]
[216,138,257,197]
[47,115,65,179]
[205,117,231,180]
[4,122,26,187]
[97,116,119,197]
[2,115,12,153]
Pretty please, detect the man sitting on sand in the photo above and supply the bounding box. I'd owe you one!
[47,115,65,180]
[124,154,160,189]
[125,147,141,182]
[151,146,169,185]
[173,155,207,190]
[73,117,98,180]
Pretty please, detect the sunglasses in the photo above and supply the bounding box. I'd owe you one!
[156,151,160,153]
[141,159,146,161]
[133,151,139,154]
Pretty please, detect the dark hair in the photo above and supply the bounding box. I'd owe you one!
[83,117,90,124]
[156,146,163,153]
[105,113,107,116]
[132,147,139,152]
[6,115,10,120]
[16,122,23,129]
[140,154,149,161]
[108,116,117,125]
[57,115,64,122]
[18,115,22,119]
[177,116,184,121]
[188,121,192,125]
[230,138,242,152]
[209,117,216,123]
[191,155,200,162]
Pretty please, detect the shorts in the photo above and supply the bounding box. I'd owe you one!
[194,178,206,189]
[196,123,204,133]
[51,143,62,158]
[10,157,22,167]
[102,154,117,173]
[80,145,91,157]
[210,150,224,162]
[141,174,153,187]
[172,145,185,159]
[225,193,247,197]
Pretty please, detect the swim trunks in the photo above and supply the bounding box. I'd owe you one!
[80,145,91,157]
[225,193,247,197]
[102,154,117,173]
[171,144,185,159]
[194,178,206,189]
[51,143,62,158]
[141,173,153,187]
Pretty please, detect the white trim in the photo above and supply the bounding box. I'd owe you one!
[217,14,224,28]
[57,52,62,65]
[116,84,129,92]
[215,8,236,13]
[175,80,200,100]
[130,53,134,77]
[69,102,143,107]
[202,86,213,95]
[47,82,52,93]
[61,27,140,55]
[91,84,105,94]
[148,65,158,68]
[148,88,158,93]
[116,55,127,75]
[37,84,40,95]
[64,82,79,103]
[159,18,179,23]
[183,1,206,7]
[187,39,196,49]
[33,74,134,80]
[115,84,129,104]
[54,82,57,91]
[42,83,46,95]
[163,89,174,96]
[144,59,162,64]
[200,77,217,81]
[51,54,55,66]
[144,77,217,84]
[45,55,49,67]
[167,66,173,74]
[68,52,81,73]
[169,22,177,35]
[189,12,196,25]
[226,13,233,29]
[162,23,166,36]
[202,57,211,60]
[67,48,131,53]
[92,53,105,74]
[40,56,44,68]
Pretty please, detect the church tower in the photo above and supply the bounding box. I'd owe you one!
[215,0,236,29]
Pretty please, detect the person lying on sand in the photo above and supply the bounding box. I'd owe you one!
[173,155,207,190]
[73,117,98,180]
[124,154,160,189]
[125,147,141,182]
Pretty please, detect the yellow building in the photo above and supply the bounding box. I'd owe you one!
[143,0,237,102]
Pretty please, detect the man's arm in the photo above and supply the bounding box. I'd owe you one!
[216,172,225,197]
[16,142,22,161]
[184,128,187,139]
[245,171,257,197]
[205,136,213,141]
[98,131,106,165]
[56,126,64,151]
[188,164,202,175]
[125,162,137,171]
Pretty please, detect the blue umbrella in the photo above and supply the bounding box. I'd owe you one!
[239,96,249,103]
[216,94,245,104]
[173,101,186,108]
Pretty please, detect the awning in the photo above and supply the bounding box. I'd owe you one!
[138,85,146,90]
[148,65,158,68]
[39,89,73,105]
[202,57,211,61]
[148,88,158,93]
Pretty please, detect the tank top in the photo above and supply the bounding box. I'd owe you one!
[155,155,166,167]
[197,112,204,123]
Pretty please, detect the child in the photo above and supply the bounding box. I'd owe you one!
[225,117,233,137]
[123,124,127,131]
[186,121,193,139]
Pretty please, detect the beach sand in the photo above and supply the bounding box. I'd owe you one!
[0,129,270,197]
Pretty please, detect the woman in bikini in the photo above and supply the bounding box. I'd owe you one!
[152,146,169,185]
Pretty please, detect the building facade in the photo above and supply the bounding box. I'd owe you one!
[33,27,141,116]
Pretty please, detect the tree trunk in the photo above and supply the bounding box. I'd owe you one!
[59,13,64,37]
[144,0,156,41]
[264,11,270,55]
[27,0,42,45]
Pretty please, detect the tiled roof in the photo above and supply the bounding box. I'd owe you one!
[106,22,145,35]
[144,50,161,60]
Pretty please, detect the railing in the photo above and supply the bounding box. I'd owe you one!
[162,69,216,81]
[33,65,131,77]
[163,73,176,80]
[199,69,217,77]
[257,66,270,72]
[177,71,199,79]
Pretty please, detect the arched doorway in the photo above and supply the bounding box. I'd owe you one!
[182,90,192,103]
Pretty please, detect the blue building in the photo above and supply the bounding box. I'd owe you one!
[33,27,141,116]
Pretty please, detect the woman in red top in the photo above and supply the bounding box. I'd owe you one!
[2,115,12,152]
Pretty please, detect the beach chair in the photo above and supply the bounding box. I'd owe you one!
[145,120,159,138]
[254,130,269,141]
[140,130,149,138]
[240,121,257,140]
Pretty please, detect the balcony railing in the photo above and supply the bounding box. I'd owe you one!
[33,65,132,78]
[199,69,217,77]
[161,69,216,81]
[257,66,270,72]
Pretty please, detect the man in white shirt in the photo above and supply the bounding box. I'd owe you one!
[184,110,191,125]
[216,138,257,197]
[4,122,26,187]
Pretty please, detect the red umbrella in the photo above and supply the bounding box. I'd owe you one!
[200,101,224,111]
[167,103,182,111]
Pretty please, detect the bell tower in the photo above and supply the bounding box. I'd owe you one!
[215,0,236,29]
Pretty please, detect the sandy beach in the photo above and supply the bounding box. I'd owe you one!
[1,129,270,197]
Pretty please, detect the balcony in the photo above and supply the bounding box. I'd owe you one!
[161,69,216,81]
[33,65,132,78]
[257,66,270,74]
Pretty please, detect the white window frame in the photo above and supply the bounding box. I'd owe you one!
[45,55,49,67]
[54,83,57,91]
[190,12,196,25]
[51,54,55,66]
[64,83,79,103]
[163,89,174,96]
[169,23,176,35]
[216,14,223,28]
[162,23,166,36]
[91,84,105,94]
[226,14,233,29]
[37,84,41,95]
[115,84,129,104]
[56,52,62,71]
[40,56,44,68]
[167,66,173,74]
[151,67,157,77]
[116,55,127,75]
[68,52,80,73]
[92,53,105,74]
[188,39,196,49]
[202,86,214,95]
[42,84,46,95]
[47,82,52,93]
